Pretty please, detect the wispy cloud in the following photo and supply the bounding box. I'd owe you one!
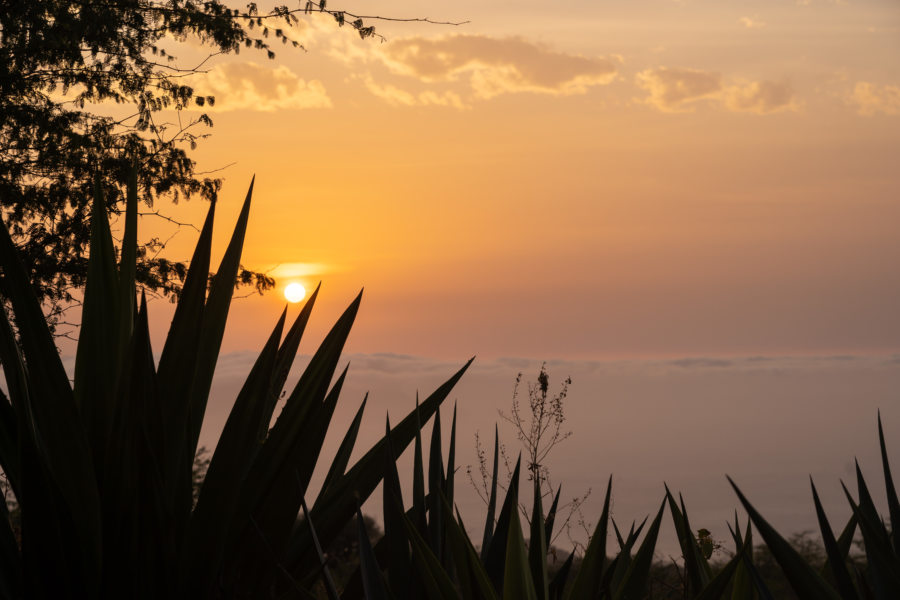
[851,82,900,116]
[723,80,798,114]
[361,75,468,109]
[738,16,766,29]
[636,67,798,114]
[635,67,721,112]
[203,62,331,111]
[323,31,619,104]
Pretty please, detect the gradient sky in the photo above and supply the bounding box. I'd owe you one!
[113,0,900,554]
[131,0,900,362]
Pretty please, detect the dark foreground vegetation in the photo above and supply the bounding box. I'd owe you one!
[0,175,897,599]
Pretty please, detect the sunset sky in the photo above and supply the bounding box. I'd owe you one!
[135,0,900,360]
[115,0,900,553]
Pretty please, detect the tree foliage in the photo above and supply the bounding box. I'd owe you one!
[0,0,401,330]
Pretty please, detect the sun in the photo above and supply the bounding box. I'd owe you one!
[284,282,306,303]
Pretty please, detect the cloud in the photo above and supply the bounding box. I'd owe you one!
[851,82,900,116]
[312,24,619,104]
[723,80,799,114]
[739,16,766,29]
[203,62,331,111]
[635,67,722,112]
[362,76,468,109]
[377,35,618,99]
[636,67,798,114]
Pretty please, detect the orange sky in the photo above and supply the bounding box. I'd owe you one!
[129,0,900,362]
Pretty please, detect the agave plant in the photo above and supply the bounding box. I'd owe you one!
[339,407,827,600]
[0,172,470,599]
[340,414,673,600]
[730,413,900,600]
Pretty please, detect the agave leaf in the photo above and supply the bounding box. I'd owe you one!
[0,199,101,596]
[0,220,75,408]
[549,551,574,600]
[608,518,647,595]
[564,476,611,600]
[612,499,665,600]
[0,392,17,496]
[301,497,340,600]
[0,488,21,600]
[401,510,459,600]
[103,294,169,597]
[726,515,774,600]
[667,487,713,594]
[116,166,138,361]
[383,416,411,598]
[17,426,75,597]
[156,193,214,422]
[153,193,216,550]
[272,361,350,515]
[694,531,751,600]
[428,406,444,559]
[339,494,440,600]
[231,366,350,591]
[264,285,320,440]
[0,418,21,599]
[184,309,286,597]
[413,396,428,535]
[504,498,539,600]
[481,424,500,561]
[445,403,457,510]
[544,485,561,547]
[227,291,361,586]
[811,478,859,600]
[186,178,256,464]
[876,412,900,555]
[613,520,628,552]
[833,512,860,569]
[849,464,900,598]
[0,306,25,497]
[442,498,499,600]
[484,456,523,592]
[74,176,121,457]
[256,292,360,494]
[528,477,549,600]
[729,476,843,600]
[357,505,390,600]
[289,360,472,574]
[726,519,753,600]
[320,395,367,495]
[853,462,891,547]
[0,304,67,597]
[680,493,714,580]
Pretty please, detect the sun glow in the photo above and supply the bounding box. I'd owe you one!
[284,282,306,303]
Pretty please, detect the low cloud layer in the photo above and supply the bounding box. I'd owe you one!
[636,67,798,114]
[851,82,900,116]
[203,62,331,111]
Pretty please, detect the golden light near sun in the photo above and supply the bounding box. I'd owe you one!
[284,282,306,303]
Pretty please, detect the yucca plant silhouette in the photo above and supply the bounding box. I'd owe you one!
[0,172,470,599]
[729,412,900,600]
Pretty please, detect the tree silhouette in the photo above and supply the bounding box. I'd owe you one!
[0,0,460,332]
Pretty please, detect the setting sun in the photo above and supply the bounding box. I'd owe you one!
[284,282,306,303]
